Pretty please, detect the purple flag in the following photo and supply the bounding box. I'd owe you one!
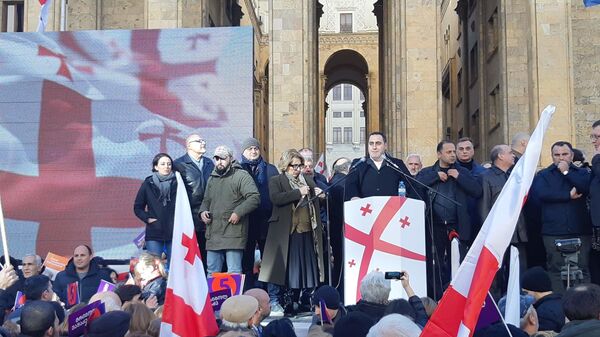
[68,300,105,337]
[96,280,117,294]
[209,288,232,312]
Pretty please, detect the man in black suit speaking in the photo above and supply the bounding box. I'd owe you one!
[345,132,415,200]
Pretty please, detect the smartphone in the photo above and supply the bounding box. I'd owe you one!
[384,271,405,280]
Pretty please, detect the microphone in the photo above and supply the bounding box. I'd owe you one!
[350,157,367,170]
[383,155,400,170]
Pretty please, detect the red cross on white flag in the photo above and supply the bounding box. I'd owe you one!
[344,196,427,304]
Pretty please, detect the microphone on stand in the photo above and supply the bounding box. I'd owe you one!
[350,156,367,170]
[383,155,401,170]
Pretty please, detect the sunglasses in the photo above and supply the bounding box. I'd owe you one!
[288,164,304,170]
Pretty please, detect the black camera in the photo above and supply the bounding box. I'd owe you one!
[384,271,405,280]
[555,238,581,254]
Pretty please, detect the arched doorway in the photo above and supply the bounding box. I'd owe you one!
[321,49,374,170]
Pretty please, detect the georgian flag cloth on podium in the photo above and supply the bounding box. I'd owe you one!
[344,196,427,305]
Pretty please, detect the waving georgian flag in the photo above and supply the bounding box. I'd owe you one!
[421,105,555,337]
[160,172,219,337]
[37,0,52,32]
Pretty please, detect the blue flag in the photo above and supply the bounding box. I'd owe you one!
[584,0,600,7]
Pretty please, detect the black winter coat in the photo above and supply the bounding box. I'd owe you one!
[53,257,112,308]
[532,164,591,236]
[417,161,483,242]
[344,157,418,201]
[590,154,600,228]
[173,154,214,230]
[134,176,177,241]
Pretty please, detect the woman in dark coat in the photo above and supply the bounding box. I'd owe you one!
[134,153,177,260]
[259,149,325,311]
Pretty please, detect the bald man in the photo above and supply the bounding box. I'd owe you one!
[174,134,215,265]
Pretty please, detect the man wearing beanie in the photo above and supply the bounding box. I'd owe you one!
[174,134,215,269]
[521,266,565,333]
[200,145,260,276]
[238,138,279,294]
[307,285,347,337]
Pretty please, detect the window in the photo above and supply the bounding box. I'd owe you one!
[360,110,365,118]
[343,84,353,100]
[488,85,501,131]
[2,1,24,32]
[333,127,342,144]
[332,85,341,101]
[360,91,365,101]
[333,111,342,118]
[343,127,353,144]
[340,13,353,33]
[469,43,478,85]
[486,8,499,57]
[343,111,352,118]
[360,127,366,144]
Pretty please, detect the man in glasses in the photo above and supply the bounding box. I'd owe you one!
[174,134,215,267]
[200,145,260,276]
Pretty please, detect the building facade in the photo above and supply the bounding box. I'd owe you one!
[2,0,599,165]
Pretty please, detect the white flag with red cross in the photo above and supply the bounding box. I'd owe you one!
[160,172,219,337]
[344,196,427,304]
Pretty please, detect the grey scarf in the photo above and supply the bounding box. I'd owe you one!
[152,171,175,206]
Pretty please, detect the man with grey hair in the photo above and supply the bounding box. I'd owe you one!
[511,132,530,163]
[346,271,391,322]
[366,313,422,337]
[406,154,423,177]
[0,254,43,322]
[200,145,260,276]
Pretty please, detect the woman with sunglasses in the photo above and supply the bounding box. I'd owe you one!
[259,149,325,315]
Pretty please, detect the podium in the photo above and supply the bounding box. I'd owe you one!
[344,196,427,305]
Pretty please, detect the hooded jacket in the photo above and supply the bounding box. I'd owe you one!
[199,161,260,250]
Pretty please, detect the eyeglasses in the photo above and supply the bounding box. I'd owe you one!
[288,164,304,170]
[189,139,206,145]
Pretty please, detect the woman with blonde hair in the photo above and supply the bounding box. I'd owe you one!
[259,149,325,313]
[135,252,167,306]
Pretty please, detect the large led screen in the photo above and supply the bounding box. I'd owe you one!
[0,27,254,258]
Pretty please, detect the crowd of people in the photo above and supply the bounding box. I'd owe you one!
[0,119,598,336]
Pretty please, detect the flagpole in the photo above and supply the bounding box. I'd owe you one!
[60,0,67,31]
[487,292,514,337]
[0,196,10,267]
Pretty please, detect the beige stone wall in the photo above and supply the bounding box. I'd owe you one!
[268,0,319,160]
[570,2,600,159]
[384,0,441,166]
